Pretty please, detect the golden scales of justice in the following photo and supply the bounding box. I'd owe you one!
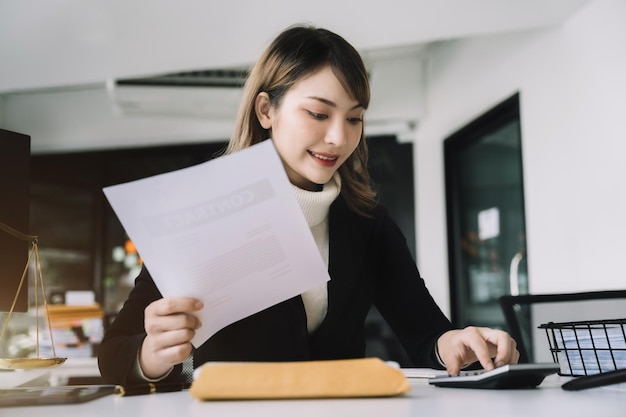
[0,222,66,370]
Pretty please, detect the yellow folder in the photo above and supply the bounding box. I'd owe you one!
[190,357,410,400]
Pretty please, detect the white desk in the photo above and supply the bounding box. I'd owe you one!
[5,375,626,417]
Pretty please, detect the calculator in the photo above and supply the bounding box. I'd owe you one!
[428,363,560,389]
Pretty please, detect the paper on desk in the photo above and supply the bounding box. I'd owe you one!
[103,140,330,347]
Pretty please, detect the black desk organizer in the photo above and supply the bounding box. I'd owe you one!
[540,318,626,377]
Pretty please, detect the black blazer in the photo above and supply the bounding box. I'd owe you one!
[98,195,454,385]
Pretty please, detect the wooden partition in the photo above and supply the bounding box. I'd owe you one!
[0,129,31,312]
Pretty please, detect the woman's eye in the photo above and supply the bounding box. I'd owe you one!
[348,117,363,125]
[307,111,328,120]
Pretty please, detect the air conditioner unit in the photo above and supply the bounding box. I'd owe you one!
[364,48,425,142]
[106,54,424,141]
[106,68,247,119]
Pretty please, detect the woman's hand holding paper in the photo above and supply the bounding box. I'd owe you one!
[139,297,203,379]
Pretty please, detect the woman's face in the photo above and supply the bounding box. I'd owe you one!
[256,65,364,191]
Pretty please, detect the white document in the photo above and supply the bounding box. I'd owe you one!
[103,140,330,347]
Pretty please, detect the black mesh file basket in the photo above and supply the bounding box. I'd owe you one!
[539,318,626,376]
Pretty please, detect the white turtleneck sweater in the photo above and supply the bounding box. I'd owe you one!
[290,174,341,333]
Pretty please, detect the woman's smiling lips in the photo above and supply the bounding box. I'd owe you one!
[308,150,339,167]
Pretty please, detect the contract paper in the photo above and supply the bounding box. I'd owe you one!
[103,140,330,347]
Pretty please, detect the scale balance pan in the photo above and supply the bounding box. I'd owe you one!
[0,357,66,370]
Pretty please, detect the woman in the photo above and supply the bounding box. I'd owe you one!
[98,24,519,385]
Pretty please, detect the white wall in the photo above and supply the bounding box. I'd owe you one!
[2,86,236,153]
[416,0,626,316]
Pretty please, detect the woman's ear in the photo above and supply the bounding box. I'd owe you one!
[255,92,273,129]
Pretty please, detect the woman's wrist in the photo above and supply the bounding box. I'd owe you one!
[136,351,173,382]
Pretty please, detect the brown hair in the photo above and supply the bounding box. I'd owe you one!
[226,24,378,216]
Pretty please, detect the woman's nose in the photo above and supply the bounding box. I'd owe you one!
[325,120,348,146]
